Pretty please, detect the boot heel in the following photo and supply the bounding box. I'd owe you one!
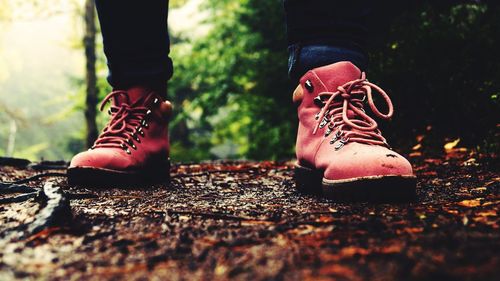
[144,158,171,184]
[294,164,323,195]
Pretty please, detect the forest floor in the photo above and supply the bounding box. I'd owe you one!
[0,150,498,281]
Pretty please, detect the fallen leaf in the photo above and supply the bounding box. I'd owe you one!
[444,138,461,151]
[24,227,61,242]
[404,227,424,234]
[476,210,497,217]
[340,246,370,257]
[462,158,478,166]
[457,198,482,208]
[380,242,404,254]
[316,216,335,223]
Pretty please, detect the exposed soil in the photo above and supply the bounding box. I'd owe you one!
[0,151,498,281]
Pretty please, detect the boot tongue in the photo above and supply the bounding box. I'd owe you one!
[113,86,155,106]
[311,61,362,92]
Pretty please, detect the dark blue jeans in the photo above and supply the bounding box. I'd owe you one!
[95,0,370,88]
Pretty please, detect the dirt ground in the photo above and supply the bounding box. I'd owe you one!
[0,151,498,281]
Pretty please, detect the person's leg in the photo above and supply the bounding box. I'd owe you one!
[95,0,173,91]
[284,0,371,83]
[286,0,416,201]
[68,0,173,186]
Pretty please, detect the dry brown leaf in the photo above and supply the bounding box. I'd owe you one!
[457,198,483,208]
[340,246,370,257]
[476,210,497,217]
[444,138,461,151]
[404,227,424,234]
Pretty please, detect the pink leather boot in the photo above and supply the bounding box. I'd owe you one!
[68,87,172,186]
[293,62,416,201]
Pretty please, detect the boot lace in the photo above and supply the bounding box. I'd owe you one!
[91,90,157,154]
[312,72,394,150]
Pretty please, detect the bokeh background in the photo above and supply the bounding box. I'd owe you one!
[0,0,498,161]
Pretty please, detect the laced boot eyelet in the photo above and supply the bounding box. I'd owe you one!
[305,80,314,92]
[137,127,145,136]
[324,127,332,137]
[127,139,137,150]
[313,96,325,108]
[318,110,330,129]
[319,117,328,129]
[334,137,350,151]
[120,143,131,154]
[330,131,343,144]
[133,134,141,143]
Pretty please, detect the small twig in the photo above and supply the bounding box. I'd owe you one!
[0,183,36,194]
[0,192,37,204]
[1,172,67,185]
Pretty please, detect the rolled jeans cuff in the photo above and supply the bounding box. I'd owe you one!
[288,44,368,83]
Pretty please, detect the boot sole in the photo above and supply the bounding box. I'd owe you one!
[294,164,416,202]
[67,159,170,187]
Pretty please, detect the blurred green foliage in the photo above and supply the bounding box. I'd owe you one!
[168,0,294,161]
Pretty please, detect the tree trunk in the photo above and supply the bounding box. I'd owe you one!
[83,0,98,149]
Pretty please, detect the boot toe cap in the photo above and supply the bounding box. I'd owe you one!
[69,148,130,171]
[322,144,414,182]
